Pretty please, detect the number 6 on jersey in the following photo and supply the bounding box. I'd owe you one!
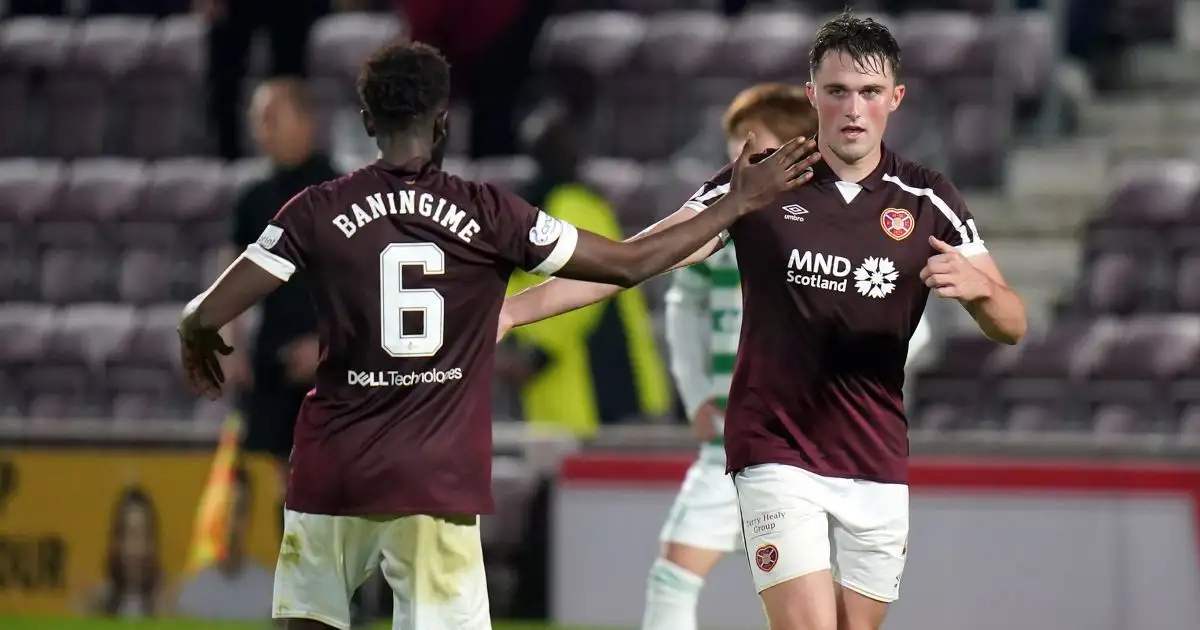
[380,242,445,357]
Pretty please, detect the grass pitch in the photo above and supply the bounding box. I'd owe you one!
[0,620,578,630]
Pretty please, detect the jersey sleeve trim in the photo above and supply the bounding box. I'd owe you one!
[530,221,579,276]
[882,172,986,253]
[957,241,988,258]
[242,243,296,281]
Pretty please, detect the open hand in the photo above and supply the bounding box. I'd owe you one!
[920,236,993,302]
[728,134,821,212]
[180,327,234,400]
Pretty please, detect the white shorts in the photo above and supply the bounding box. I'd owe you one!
[659,451,741,552]
[733,463,909,602]
[273,510,490,630]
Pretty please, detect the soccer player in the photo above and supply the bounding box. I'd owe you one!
[175,41,820,630]
[499,12,1027,630]
[644,82,819,630]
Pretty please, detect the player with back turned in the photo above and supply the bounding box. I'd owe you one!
[175,41,820,630]
[499,12,1027,630]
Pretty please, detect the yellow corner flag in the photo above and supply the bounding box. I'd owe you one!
[185,413,243,573]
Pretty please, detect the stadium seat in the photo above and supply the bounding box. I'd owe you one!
[607,12,726,159]
[52,158,146,251]
[39,249,110,303]
[1004,402,1061,432]
[0,303,55,368]
[141,157,228,219]
[44,17,154,157]
[128,303,188,368]
[1000,11,1055,100]
[0,16,74,71]
[897,12,985,80]
[912,335,1004,426]
[990,318,1122,427]
[54,303,138,366]
[1090,404,1141,435]
[1089,160,1200,228]
[71,16,155,76]
[122,14,205,157]
[0,17,75,155]
[1079,251,1141,314]
[308,12,406,86]
[107,363,183,421]
[1081,315,1200,425]
[0,158,64,224]
[0,76,32,157]
[1173,253,1200,311]
[709,10,814,80]
[533,12,647,76]
[949,101,1005,187]
[116,248,173,304]
[1180,404,1200,437]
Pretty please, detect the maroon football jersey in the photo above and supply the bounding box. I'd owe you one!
[241,158,579,516]
[683,146,987,484]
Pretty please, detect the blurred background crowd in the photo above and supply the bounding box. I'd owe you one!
[1,0,1199,626]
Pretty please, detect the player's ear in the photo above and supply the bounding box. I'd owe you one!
[805,82,816,108]
[433,110,450,144]
[890,84,905,112]
[360,109,376,138]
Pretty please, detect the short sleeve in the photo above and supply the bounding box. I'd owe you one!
[929,176,987,258]
[681,164,734,214]
[241,187,317,282]
[679,164,735,245]
[477,182,579,276]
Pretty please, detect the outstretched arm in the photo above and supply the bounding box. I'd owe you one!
[549,134,817,288]
[501,134,820,332]
[178,254,285,399]
[501,207,724,333]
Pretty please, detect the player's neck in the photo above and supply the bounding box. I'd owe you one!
[817,138,882,184]
[376,135,434,167]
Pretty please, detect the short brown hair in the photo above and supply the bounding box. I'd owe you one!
[721,83,818,142]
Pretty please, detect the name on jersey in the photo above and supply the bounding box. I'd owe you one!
[347,367,464,388]
[786,249,900,299]
[332,191,481,244]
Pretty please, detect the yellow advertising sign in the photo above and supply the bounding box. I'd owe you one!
[0,449,282,615]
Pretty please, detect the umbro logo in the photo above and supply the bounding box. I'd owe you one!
[782,204,808,222]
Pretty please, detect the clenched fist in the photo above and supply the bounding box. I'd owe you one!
[920,236,993,302]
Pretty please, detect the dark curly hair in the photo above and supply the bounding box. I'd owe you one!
[809,10,901,78]
[357,40,451,135]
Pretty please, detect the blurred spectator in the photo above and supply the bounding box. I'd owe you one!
[219,79,335,489]
[500,103,672,436]
[82,487,171,618]
[202,0,331,160]
[396,0,552,157]
[175,467,274,620]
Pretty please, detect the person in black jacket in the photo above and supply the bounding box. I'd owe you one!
[219,79,340,480]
